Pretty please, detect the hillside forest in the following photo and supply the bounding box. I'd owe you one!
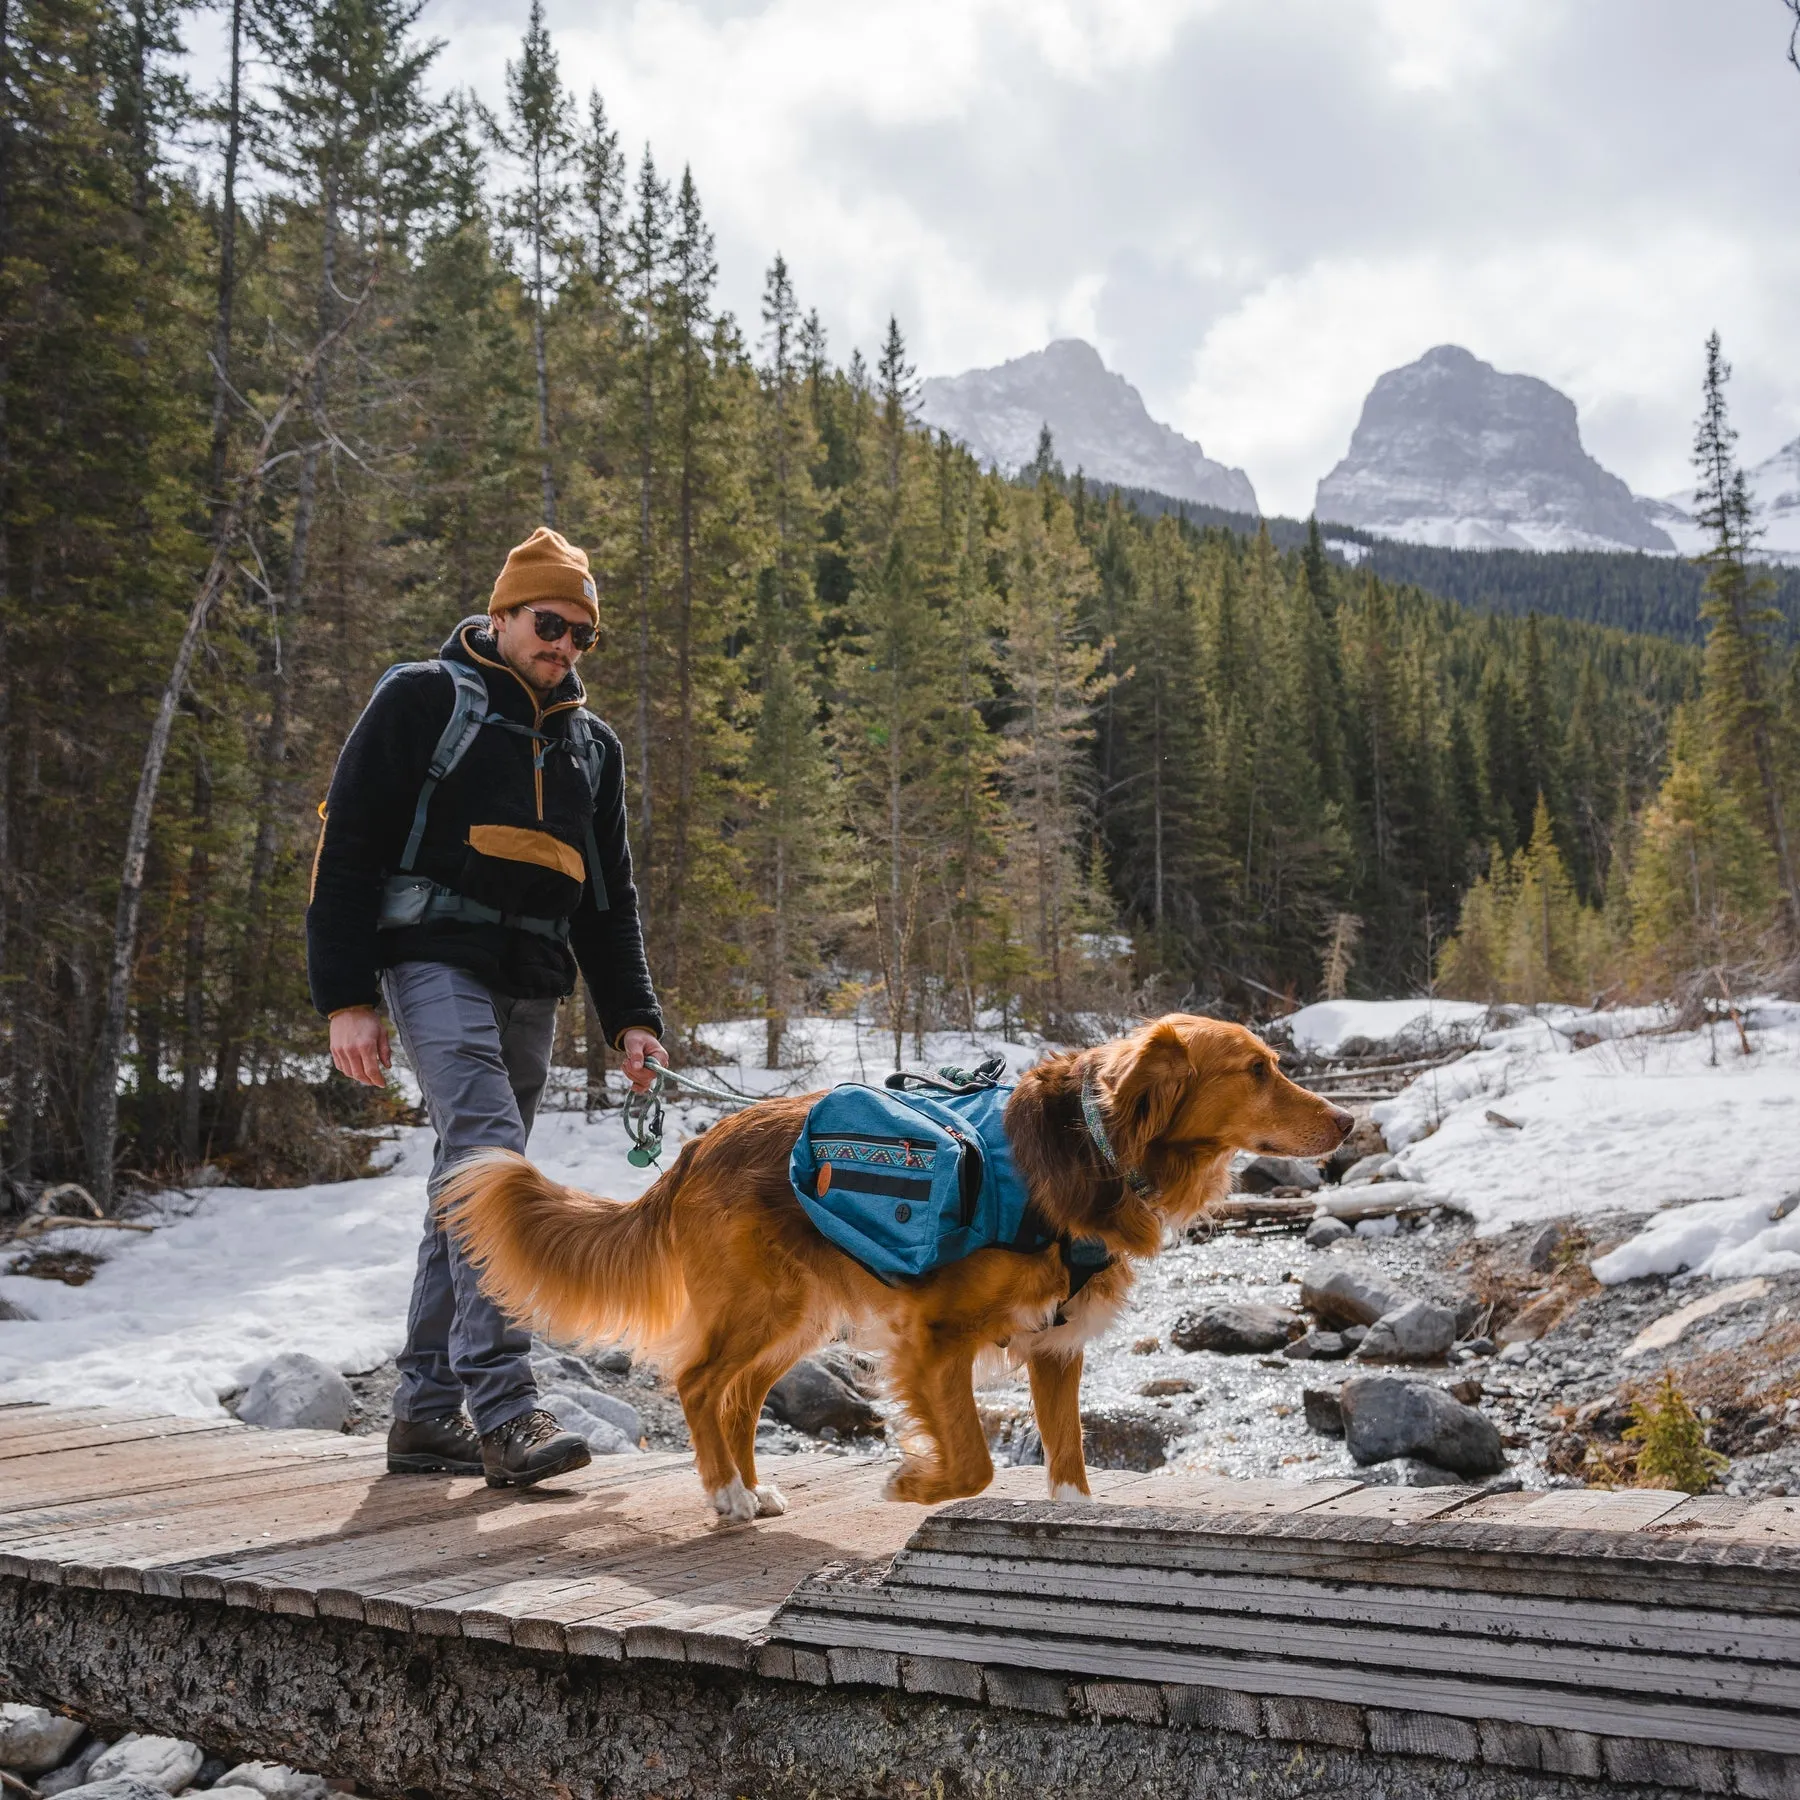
[1,0,1795,1206]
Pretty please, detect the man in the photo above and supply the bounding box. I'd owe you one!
[307,526,666,1488]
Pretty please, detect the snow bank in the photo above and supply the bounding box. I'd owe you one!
[1278,997,1487,1057]
[1369,1005,1800,1246]
[0,1019,1049,1418]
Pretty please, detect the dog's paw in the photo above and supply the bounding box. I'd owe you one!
[1048,1480,1093,1503]
[754,1482,788,1517]
[709,1476,758,1523]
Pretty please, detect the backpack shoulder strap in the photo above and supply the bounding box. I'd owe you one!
[398,661,490,874]
[564,708,611,913]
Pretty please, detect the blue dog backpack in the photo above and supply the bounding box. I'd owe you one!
[788,1059,1112,1289]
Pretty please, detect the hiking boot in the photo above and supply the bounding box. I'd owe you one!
[481,1407,592,1489]
[387,1412,482,1476]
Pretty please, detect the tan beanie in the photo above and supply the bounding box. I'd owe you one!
[488,526,600,626]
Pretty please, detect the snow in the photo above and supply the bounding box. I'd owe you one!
[0,1018,1047,1418]
[1367,1002,1800,1253]
[1278,997,1486,1057]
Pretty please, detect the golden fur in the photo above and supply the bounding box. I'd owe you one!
[437,1014,1351,1520]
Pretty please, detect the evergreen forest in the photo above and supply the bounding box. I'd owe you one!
[1,0,1793,1207]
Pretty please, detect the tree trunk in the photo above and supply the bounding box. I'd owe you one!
[80,264,373,1207]
[635,301,654,864]
[179,749,211,1162]
[666,344,695,993]
[532,169,555,527]
[215,201,337,1126]
[582,990,607,1116]
[206,0,242,507]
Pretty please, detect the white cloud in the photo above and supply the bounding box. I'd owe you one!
[184,0,1800,518]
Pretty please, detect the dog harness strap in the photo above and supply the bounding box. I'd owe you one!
[1079,1070,1156,1201]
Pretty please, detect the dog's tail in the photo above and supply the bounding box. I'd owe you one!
[436,1148,686,1349]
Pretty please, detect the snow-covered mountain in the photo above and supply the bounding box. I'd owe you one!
[916,338,1258,514]
[1637,436,1800,564]
[1314,345,1673,554]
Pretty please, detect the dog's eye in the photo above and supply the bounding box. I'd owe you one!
[1249,1062,1270,1082]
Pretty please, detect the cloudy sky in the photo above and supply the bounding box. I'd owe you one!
[195,0,1800,517]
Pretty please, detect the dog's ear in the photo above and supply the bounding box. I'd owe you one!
[1105,1018,1192,1155]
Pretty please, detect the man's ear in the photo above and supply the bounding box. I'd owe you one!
[1104,1018,1191,1154]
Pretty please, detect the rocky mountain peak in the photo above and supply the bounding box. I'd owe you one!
[1314,345,1673,554]
[916,338,1257,514]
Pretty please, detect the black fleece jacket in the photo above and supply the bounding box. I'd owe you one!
[306,618,663,1045]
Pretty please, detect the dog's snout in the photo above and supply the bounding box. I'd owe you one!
[1327,1106,1354,1140]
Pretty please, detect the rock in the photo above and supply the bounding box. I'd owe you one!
[1302,1387,1344,1436]
[1526,1221,1566,1272]
[0,1704,85,1774]
[235,1353,354,1433]
[539,1394,636,1455]
[0,1295,36,1320]
[1169,1302,1302,1355]
[1339,1152,1396,1186]
[1284,1330,1348,1362]
[1339,1376,1506,1478]
[1356,1298,1456,1364]
[51,1781,172,1800]
[1362,1456,1466,1488]
[1462,1336,1497,1357]
[1623,1277,1771,1358]
[1446,1377,1484,1406]
[1341,1324,1368,1348]
[1498,1340,1531,1364]
[1080,1405,1181,1471]
[194,1756,234,1788]
[1138,1377,1195,1397]
[1304,1216,1352,1249]
[1300,1257,1402,1329]
[187,1162,230,1188]
[216,1762,330,1799]
[1237,1155,1324,1195]
[41,1743,110,1799]
[85,1734,205,1795]
[1497,1287,1574,1345]
[1130,1336,1159,1354]
[765,1356,883,1437]
[593,1347,632,1374]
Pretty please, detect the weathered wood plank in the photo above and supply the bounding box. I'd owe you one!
[771,1611,1800,1754]
[782,1578,1800,1708]
[882,1550,1800,1662]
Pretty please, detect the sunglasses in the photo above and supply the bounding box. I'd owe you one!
[519,604,598,653]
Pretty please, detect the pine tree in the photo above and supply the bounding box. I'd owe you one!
[491,0,573,527]
[1691,332,1799,937]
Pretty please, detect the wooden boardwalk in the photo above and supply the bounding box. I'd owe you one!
[9,1400,1800,1796]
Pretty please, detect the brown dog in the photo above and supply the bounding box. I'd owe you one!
[438,1014,1351,1521]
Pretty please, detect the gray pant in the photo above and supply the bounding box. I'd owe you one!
[381,961,558,1434]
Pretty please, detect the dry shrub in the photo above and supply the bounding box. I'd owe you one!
[230,1079,385,1187]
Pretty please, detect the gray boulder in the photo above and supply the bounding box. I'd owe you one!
[1527,1221,1566,1272]
[1300,1258,1402,1329]
[235,1352,354,1432]
[1237,1155,1324,1195]
[1284,1330,1348,1362]
[216,1762,330,1799]
[1339,1152,1396,1186]
[1170,1302,1301,1355]
[1304,1216,1352,1249]
[85,1733,204,1794]
[0,1295,35,1320]
[0,1704,85,1774]
[1302,1388,1345,1435]
[40,1743,108,1797]
[48,1781,170,1800]
[1361,1456,1467,1488]
[1339,1376,1505,1478]
[766,1357,883,1436]
[1356,1298,1456,1364]
[1080,1406,1181,1471]
[539,1393,636,1455]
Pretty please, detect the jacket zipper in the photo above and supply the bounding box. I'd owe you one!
[464,623,582,824]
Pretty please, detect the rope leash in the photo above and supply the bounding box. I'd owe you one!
[619,1056,757,1167]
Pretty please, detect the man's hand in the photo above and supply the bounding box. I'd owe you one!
[330,1006,392,1089]
[619,1028,667,1092]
